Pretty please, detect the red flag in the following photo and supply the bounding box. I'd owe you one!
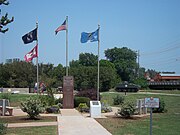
[24,44,38,62]
[55,20,66,35]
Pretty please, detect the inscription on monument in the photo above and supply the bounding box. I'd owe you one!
[63,76,74,109]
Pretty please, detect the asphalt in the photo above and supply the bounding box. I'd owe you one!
[6,108,112,135]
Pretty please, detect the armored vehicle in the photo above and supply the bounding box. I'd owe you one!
[115,82,140,92]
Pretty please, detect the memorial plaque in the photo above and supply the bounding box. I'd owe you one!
[144,97,159,108]
[63,76,74,109]
[92,101,99,105]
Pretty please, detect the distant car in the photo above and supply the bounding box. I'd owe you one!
[115,82,140,92]
[57,86,63,93]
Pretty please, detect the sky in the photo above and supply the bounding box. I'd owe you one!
[0,0,180,73]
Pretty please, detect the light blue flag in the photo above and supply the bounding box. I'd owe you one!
[81,28,99,43]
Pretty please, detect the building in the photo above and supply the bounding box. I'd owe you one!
[148,73,180,90]
[6,58,20,64]
[153,73,180,82]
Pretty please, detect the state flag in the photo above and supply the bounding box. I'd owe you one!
[24,44,38,62]
[80,28,99,43]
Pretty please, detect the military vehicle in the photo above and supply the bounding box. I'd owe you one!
[115,82,140,92]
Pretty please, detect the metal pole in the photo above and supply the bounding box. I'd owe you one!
[97,25,100,101]
[66,16,68,76]
[137,50,140,78]
[150,108,152,135]
[36,22,39,93]
[2,99,5,116]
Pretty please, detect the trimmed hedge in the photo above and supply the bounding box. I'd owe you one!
[74,96,90,107]
[76,88,99,100]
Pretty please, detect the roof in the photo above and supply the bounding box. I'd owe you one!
[160,73,180,77]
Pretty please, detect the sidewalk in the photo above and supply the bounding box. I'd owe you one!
[8,121,57,128]
[59,109,112,135]
[6,108,112,135]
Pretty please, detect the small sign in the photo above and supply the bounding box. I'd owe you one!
[92,101,99,105]
[144,97,159,108]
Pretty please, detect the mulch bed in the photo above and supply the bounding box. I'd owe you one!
[0,116,57,123]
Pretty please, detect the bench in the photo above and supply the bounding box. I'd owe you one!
[0,99,13,116]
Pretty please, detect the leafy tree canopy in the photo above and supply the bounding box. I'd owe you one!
[0,0,14,33]
[105,47,138,82]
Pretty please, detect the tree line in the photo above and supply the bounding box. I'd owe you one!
[0,47,156,91]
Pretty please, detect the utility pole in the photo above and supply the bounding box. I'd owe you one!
[137,50,140,78]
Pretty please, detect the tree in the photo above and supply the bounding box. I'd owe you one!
[105,47,138,82]
[79,53,98,66]
[0,0,14,33]
[51,64,64,87]
[70,67,97,90]
[146,69,158,80]
[100,59,115,69]
[0,63,10,87]
[8,61,36,88]
[0,61,36,88]
[69,60,80,67]
[99,66,119,91]
[138,67,146,78]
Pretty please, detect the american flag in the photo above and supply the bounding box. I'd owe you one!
[55,20,66,35]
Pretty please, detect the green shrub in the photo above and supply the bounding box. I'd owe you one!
[74,97,90,107]
[21,97,44,119]
[38,95,48,107]
[46,88,55,106]
[101,100,112,113]
[153,98,167,113]
[38,94,55,107]
[0,93,11,101]
[0,123,7,135]
[118,101,136,118]
[76,89,99,100]
[78,103,89,113]
[113,95,124,105]
[55,98,63,105]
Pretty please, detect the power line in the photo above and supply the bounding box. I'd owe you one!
[142,56,180,66]
[141,43,180,56]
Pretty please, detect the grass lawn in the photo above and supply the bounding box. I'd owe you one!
[0,93,38,107]
[0,93,58,134]
[7,126,58,135]
[98,92,180,135]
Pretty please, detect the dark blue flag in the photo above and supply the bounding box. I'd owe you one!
[22,28,37,44]
[81,28,99,43]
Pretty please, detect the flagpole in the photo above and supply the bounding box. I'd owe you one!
[66,16,68,76]
[97,24,100,101]
[36,21,39,93]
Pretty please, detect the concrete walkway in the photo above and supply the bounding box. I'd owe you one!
[59,109,112,135]
[6,108,112,135]
[8,121,57,128]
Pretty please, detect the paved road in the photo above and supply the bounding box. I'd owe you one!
[107,91,180,96]
[136,92,180,96]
